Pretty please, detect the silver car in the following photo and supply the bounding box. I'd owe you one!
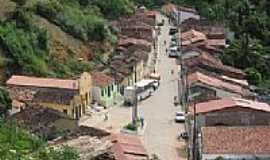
[175,112,185,123]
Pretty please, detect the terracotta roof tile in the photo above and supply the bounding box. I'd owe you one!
[162,3,177,13]
[206,39,226,47]
[220,75,249,87]
[183,55,246,79]
[118,38,151,47]
[6,75,78,90]
[111,134,148,160]
[202,126,270,154]
[181,30,207,46]
[92,72,114,87]
[187,72,243,94]
[193,97,270,114]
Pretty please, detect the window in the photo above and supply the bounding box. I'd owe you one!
[108,85,111,97]
[101,89,104,96]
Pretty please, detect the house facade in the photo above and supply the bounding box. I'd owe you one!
[92,72,122,108]
[187,72,244,103]
[6,72,92,119]
[192,97,270,129]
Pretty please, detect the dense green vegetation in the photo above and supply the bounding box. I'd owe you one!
[35,0,110,42]
[189,0,270,88]
[0,87,11,116]
[92,0,134,19]
[138,0,270,88]
[0,6,94,78]
[0,0,138,78]
[0,121,79,160]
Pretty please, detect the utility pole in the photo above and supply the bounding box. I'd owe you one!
[177,9,182,108]
[188,92,201,160]
[192,102,197,160]
[132,63,138,125]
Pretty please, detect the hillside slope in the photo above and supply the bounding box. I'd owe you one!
[0,0,125,82]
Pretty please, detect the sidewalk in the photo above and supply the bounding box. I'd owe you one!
[79,105,132,133]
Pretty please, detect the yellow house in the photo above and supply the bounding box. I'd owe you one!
[6,72,92,119]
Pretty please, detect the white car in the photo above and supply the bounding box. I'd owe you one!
[175,112,185,123]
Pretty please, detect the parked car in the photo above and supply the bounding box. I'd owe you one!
[171,34,177,41]
[149,72,161,81]
[169,27,178,35]
[175,111,185,123]
[170,41,177,46]
[177,132,189,140]
[169,46,179,58]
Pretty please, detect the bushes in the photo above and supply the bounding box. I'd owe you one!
[0,22,51,76]
[0,122,79,160]
[245,68,262,85]
[35,0,110,41]
[124,123,138,131]
[0,87,11,116]
[93,0,134,19]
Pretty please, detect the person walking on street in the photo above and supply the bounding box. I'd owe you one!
[140,117,144,128]
[104,112,108,121]
[171,69,174,75]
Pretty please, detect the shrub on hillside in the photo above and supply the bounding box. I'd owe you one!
[0,22,51,76]
[93,0,134,19]
[35,0,110,41]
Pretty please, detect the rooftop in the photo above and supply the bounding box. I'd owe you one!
[111,134,148,160]
[181,29,207,46]
[118,37,151,47]
[206,39,226,47]
[6,75,78,90]
[220,75,249,87]
[202,126,270,154]
[92,72,114,87]
[183,55,246,79]
[187,72,243,94]
[162,3,177,13]
[192,97,270,114]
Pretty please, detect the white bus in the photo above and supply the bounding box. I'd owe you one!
[124,79,159,106]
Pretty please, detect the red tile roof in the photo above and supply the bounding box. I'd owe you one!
[181,30,207,46]
[145,11,159,18]
[183,54,246,79]
[187,72,244,94]
[162,3,177,13]
[220,75,249,87]
[92,72,114,87]
[118,38,151,47]
[192,97,270,114]
[6,75,78,90]
[202,126,270,154]
[206,39,226,47]
[111,134,148,160]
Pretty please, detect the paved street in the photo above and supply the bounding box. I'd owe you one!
[140,17,186,160]
[80,15,186,160]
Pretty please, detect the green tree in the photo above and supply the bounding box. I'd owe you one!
[245,67,262,85]
[93,0,134,19]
